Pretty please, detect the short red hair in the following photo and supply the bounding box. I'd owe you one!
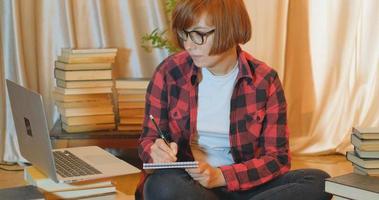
[171,0,252,55]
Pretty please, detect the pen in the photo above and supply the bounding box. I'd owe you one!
[149,114,170,146]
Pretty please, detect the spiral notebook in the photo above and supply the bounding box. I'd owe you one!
[143,161,199,169]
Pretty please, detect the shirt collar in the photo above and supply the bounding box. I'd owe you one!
[235,46,254,84]
[189,46,255,86]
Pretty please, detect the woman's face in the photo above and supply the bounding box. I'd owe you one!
[181,14,235,71]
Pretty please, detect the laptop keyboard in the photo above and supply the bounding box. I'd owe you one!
[53,150,102,178]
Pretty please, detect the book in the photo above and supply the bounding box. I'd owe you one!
[0,185,44,200]
[117,125,143,133]
[54,86,112,95]
[46,186,116,199]
[78,190,134,200]
[61,52,116,58]
[61,48,117,55]
[117,89,147,95]
[355,147,379,159]
[118,101,145,109]
[115,78,150,89]
[54,69,112,81]
[63,123,116,133]
[58,105,114,117]
[347,151,379,168]
[62,115,115,126]
[119,117,144,125]
[56,79,113,88]
[351,134,379,151]
[118,93,146,102]
[119,108,145,118]
[55,99,112,108]
[55,61,112,71]
[325,173,379,200]
[24,166,113,193]
[52,92,111,102]
[353,127,379,139]
[353,164,379,176]
[57,55,116,64]
[143,161,199,169]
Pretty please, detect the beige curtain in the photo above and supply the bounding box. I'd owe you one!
[284,0,379,155]
[244,0,379,155]
[1,0,378,162]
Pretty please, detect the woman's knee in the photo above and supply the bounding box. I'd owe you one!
[295,168,332,200]
[302,168,331,183]
[143,169,190,200]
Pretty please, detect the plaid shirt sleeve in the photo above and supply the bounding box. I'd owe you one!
[220,70,291,191]
[138,61,169,163]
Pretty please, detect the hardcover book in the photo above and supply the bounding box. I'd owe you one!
[58,106,114,117]
[351,134,379,151]
[353,127,379,140]
[115,78,150,89]
[119,117,144,125]
[355,147,379,159]
[61,48,117,55]
[55,61,112,71]
[117,89,147,95]
[54,68,112,81]
[325,173,379,200]
[52,92,111,102]
[118,94,146,102]
[55,99,112,108]
[62,123,116,133]
[61,115,115,126]
[118,102,145,109]
[347,151,379,169]
[353,164,379,176]
[56,79,113,89]
[119,108,145,118]
[57,56,115,64]
[54,86,112,95]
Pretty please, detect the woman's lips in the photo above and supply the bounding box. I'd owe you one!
[190,55,202,60]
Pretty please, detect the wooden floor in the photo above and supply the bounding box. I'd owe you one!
[0,154,353,189]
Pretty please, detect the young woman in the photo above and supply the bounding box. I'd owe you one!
[138,0,332,199]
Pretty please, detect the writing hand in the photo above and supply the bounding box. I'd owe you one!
[150,139,178,163]
[186,161,226,189]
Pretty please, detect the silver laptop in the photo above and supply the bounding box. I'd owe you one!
[6,79,140,183]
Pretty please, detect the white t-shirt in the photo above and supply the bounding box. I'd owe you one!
[190,63,239,167]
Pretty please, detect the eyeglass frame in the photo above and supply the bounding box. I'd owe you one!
[177,29,215,45]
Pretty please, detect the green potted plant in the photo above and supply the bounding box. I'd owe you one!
[141,0,179,54]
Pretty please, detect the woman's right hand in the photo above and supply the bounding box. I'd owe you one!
[150,139,178,163]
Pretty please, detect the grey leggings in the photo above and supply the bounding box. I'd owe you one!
[143,168,332,200]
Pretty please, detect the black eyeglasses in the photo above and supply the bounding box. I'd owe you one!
[177,29,215,45]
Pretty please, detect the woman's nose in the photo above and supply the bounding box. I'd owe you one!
[183,38,196,50]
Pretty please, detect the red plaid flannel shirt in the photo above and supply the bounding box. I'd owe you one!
[138,47,290,191]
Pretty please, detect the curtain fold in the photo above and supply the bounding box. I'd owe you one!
[242,0,289,80]
[286,0,379,155]
[1,0,378,162]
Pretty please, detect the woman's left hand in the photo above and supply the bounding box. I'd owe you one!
[185,161,226,188]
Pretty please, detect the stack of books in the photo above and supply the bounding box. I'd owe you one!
[325,126,379,199]
[115,78,149,133]
[24,166,116,199]
[347,127,379,176]
[53,48,117,133]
